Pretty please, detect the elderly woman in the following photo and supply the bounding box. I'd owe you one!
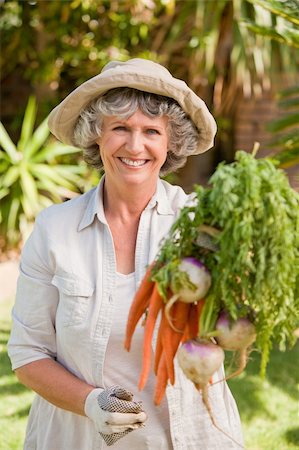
[8,59,243,450]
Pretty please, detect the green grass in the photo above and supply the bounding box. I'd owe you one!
[0,296,298,450]
[227,344,299,450]
[0,298,34,450]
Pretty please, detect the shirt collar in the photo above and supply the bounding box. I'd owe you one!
[78,177,174,231]
[146,178,175,215]
[78,177,106,231]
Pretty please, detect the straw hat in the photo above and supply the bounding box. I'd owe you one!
[48,58,217,154]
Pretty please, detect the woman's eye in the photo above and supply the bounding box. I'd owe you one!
[113,126,127,131]
[146,129,159,135]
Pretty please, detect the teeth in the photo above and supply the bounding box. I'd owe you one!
[120,158,147,167]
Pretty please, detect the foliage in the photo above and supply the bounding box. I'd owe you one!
[1,0,299,190]
[266,86,299,169]
[152,150,299,376]
[0,96,90,249]
[246,0,299,25]
[1,0,298,115]
[243,0,299,48]
[0,0,162,100]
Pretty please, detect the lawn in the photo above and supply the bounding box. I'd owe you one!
[0,298,34,450]
[0,296,298,450]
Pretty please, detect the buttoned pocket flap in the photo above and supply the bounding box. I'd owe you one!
[52,275,94,297]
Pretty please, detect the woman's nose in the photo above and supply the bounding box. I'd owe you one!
[125,131,144,153]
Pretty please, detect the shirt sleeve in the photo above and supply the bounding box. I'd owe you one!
[7,212,59,370]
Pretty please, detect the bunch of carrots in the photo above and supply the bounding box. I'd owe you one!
[124,264,205,405]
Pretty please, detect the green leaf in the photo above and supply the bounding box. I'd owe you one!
[33,142,81,163]
[0,187,9,201]
[34,171,71,202]
[278,86,299,98]
[241,19,299,48]
[1,166,20,187]
[278,96,299,109]
[31,164,79,191]
[24,117,50,159]
[266,112,299,132]
[274,146,299,168]
[268,130,299,147]
[7,197,20,233]
[53,165,84,185]
[0,122,19,162]
[19,169,40,217]
[246,0,299,26]
[18,96,37,152]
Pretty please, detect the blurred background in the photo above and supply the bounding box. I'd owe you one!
[0,1,298,449]
[1,0,299,253]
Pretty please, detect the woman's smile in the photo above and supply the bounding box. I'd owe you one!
[98,109,169,188]
[118,157,148,167]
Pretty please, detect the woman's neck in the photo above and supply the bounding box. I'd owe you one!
[102,178,158,274]
[103,177,157,219]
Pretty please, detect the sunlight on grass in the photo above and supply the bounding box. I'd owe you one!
[0,296,298,449]
[0,298,34,450]
[227,344,299,450]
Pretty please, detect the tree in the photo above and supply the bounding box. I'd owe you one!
[1,0,298,189]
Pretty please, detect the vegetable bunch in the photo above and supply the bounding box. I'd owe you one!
[124,150,299,434]
[152,150,299,376]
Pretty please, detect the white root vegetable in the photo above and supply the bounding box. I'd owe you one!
[177,339,224,386]
[166,257,211,331]
[177,339,244,448]
[215,311,256,380]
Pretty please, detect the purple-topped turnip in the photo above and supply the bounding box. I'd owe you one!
[177,338,244,448]
[166,257,211,331]
[215,311,256,380]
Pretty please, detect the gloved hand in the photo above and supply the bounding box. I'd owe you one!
[84,385,147,446]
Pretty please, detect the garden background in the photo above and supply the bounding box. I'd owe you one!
[0,1,298,449]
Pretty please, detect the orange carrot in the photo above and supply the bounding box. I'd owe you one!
[154,353,168,406]
[124,264,155,351]
[183,299,205,342]
[154,304,166,375]
[162,301,191,385]
[138,283,164,390]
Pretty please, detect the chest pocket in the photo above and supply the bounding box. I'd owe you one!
[52,274,94,327]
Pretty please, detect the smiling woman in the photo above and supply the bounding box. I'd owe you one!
[96,110,169,195]
[7,58,243,450]
[73,86,201,176]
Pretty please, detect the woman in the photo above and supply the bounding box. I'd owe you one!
[8,59,243,449]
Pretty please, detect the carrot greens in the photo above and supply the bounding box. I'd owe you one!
[151,150,299,376]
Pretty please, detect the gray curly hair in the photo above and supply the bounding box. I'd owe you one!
[73,87,200,175]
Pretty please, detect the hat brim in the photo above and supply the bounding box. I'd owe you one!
[48,60,217,154]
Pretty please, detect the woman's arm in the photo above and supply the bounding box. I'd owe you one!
[10,212,94,416]
[15,359,94,416]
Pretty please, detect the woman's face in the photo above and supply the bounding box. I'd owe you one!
[97,109,169,189]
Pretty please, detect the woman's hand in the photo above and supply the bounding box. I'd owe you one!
[84,386,147,446]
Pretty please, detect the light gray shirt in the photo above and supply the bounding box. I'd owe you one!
[8,177,243,450]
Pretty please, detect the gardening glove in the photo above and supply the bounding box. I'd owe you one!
[84,385,147,446]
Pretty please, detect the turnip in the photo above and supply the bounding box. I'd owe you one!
[177,338,244,448]
[177,339,224,387]
[165,257,211,331]
[215,311,256,380]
